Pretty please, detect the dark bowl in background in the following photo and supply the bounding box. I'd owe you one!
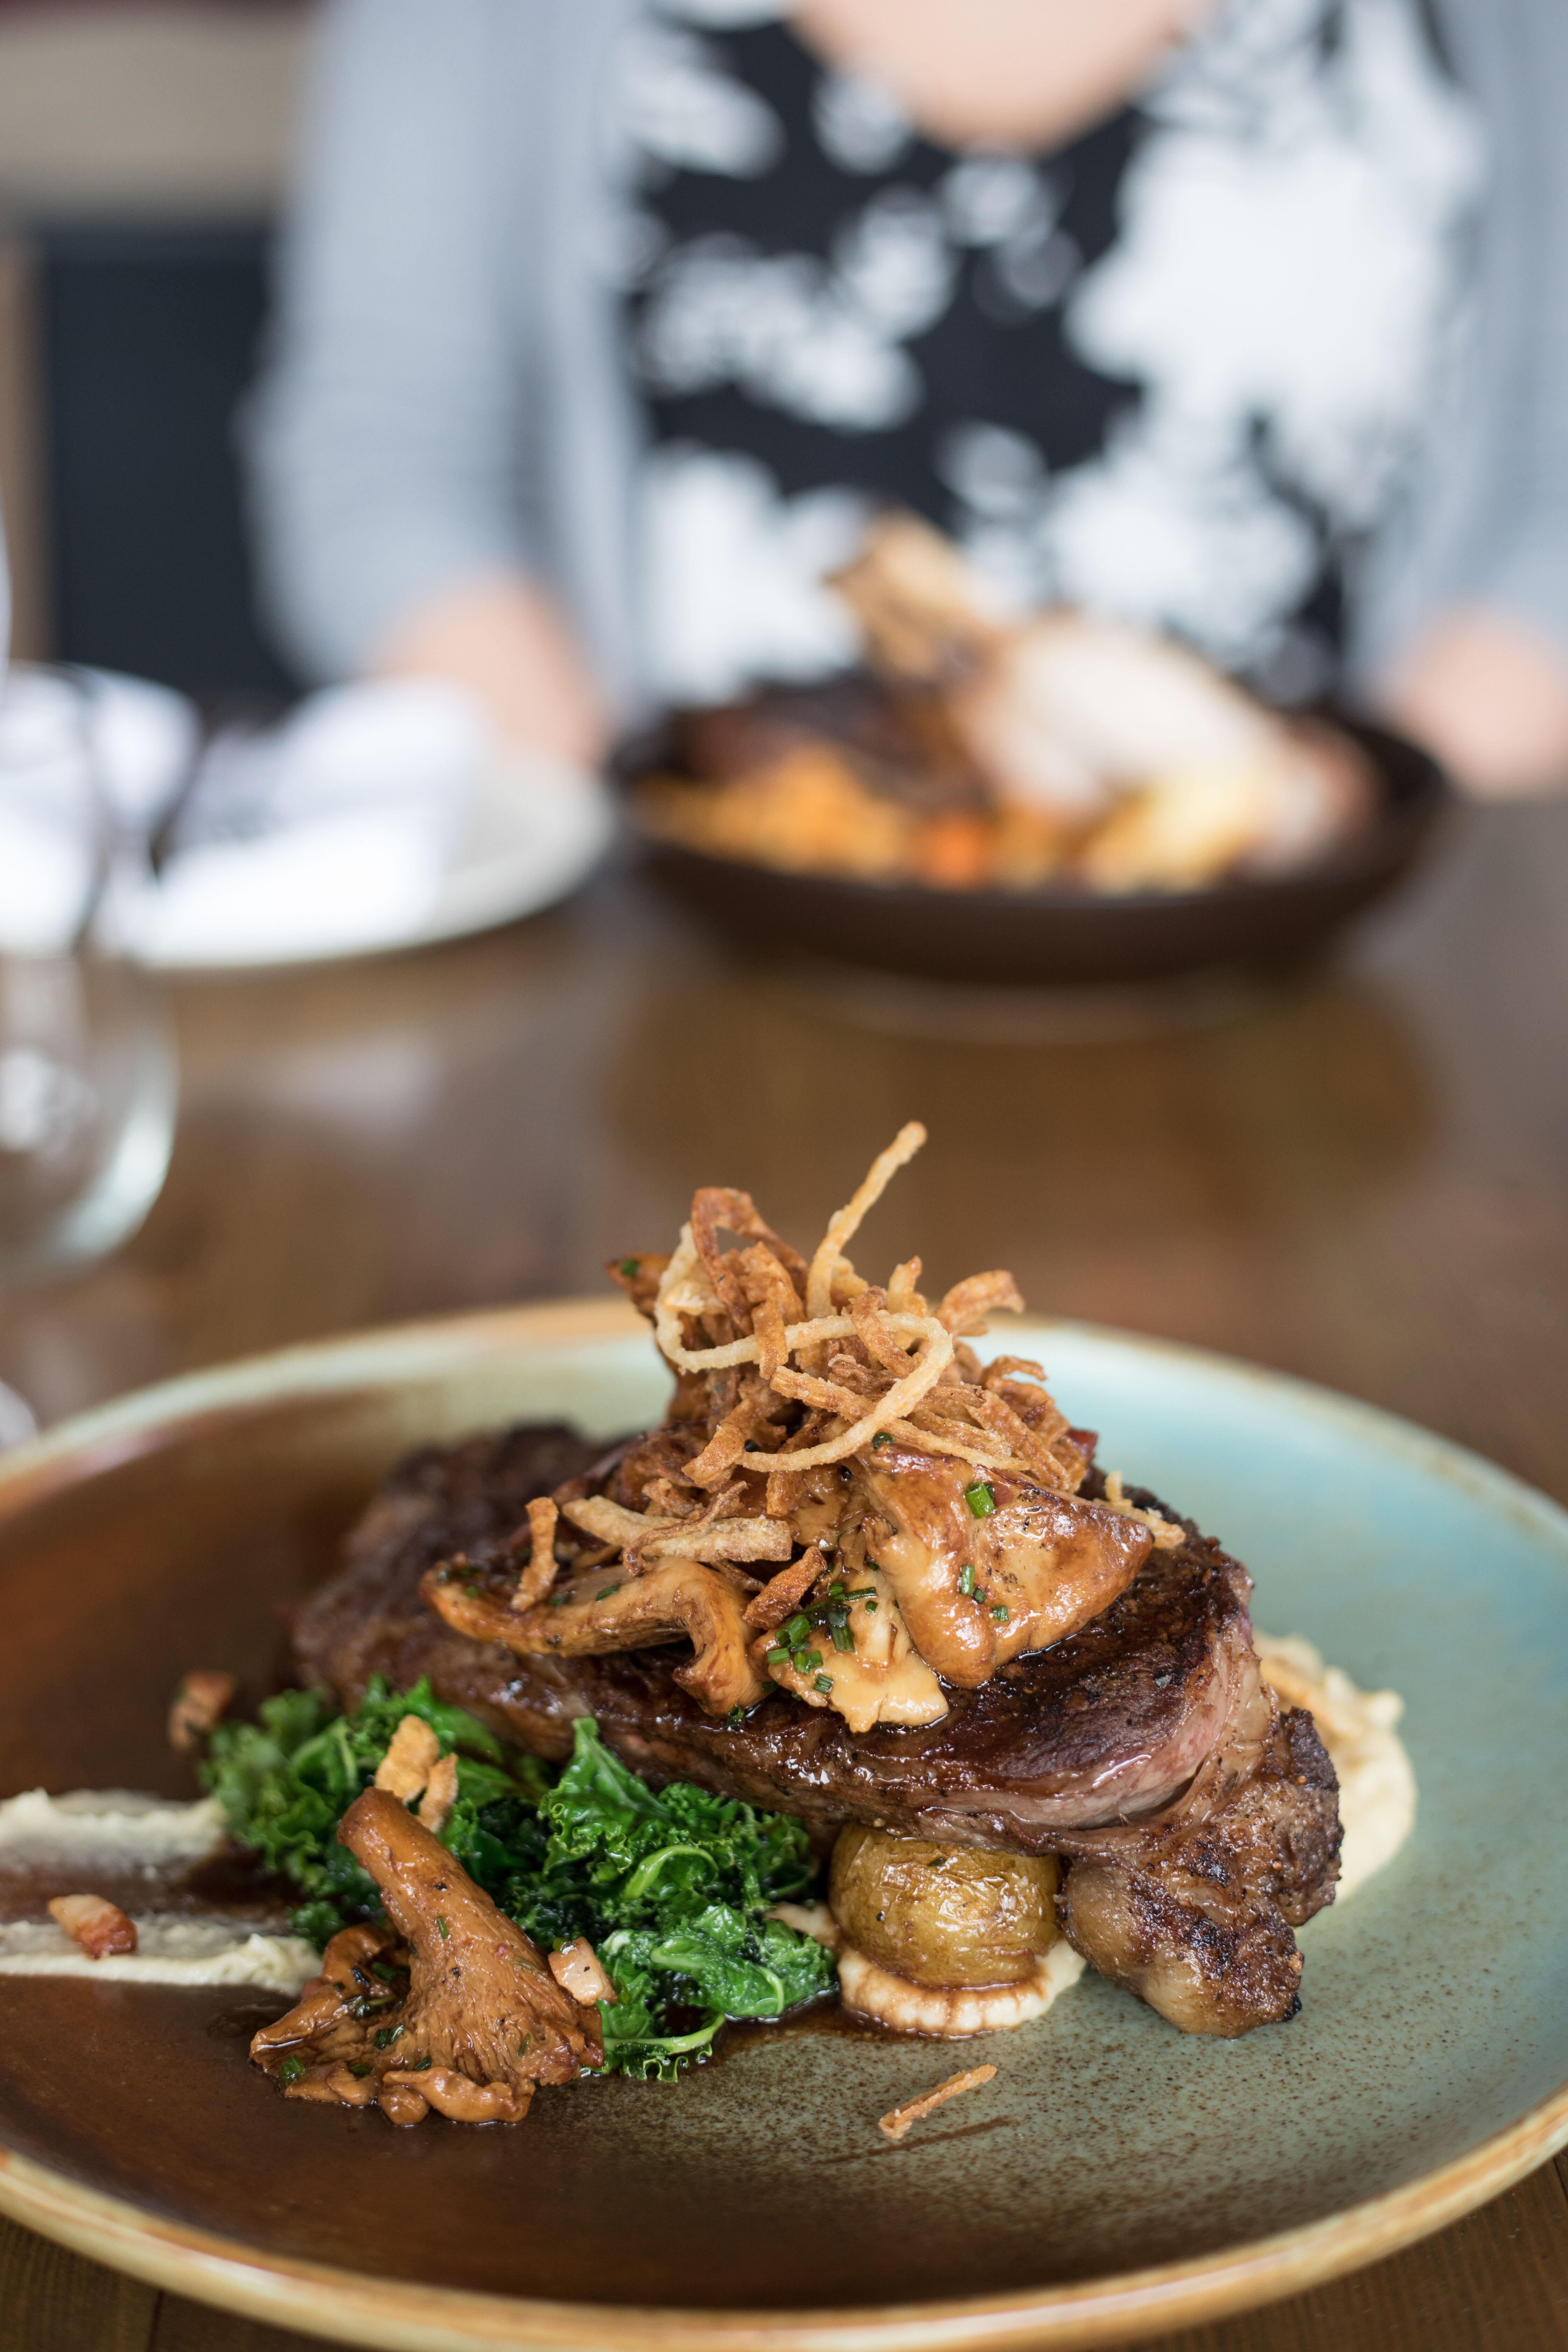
[620,714,1448,989]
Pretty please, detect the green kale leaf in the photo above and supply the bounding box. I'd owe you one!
[201,1674,537,1931]
[202,1689,833,2078]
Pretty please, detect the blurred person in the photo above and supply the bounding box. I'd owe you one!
[247,0,1568,798]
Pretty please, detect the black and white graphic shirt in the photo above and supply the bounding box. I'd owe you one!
[612,0,1482,708]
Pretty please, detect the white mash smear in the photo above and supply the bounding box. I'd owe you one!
[0,1787,227,1872]
[1255,1633,1416,1899]
[0,1786,318,1990]
[0,1915,318,1991]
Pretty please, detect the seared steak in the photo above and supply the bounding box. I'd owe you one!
[294,1421,1341,2035]
[1058,1703,1340,2035]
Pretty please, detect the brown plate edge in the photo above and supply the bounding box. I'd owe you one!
[1,1297,1565,2351]
[2,2090,1567,2352]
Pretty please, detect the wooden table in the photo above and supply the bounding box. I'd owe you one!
[2,806,1566,2352]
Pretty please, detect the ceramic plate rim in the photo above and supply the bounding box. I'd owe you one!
[1,1300,1565,2352]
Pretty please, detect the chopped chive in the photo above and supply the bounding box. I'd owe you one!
[596,1584,622,1601]
[964,1480,996,1518]
[370,1961,402,1984]
[349,2063,373,2079]
[412,2054,433,2071]
[517,2034,531,2055]
[765,1645,789,1666]
[277,2054,307,2087]
[831,1623,854,1652]
[373,2025,404,2051]
[864,1597,878,1612]
[813,1674,834,1694]
[991,1603,1010,1623]
[619,1258,639,1278]
[958,1563,976,1597]
[872,1432,892,1449]
[436,1916,449,1940]
[803,1648,824,1671]
[726,1704,746,1726]
[783,1612,812,1646]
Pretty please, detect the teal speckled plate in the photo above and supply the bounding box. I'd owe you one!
[0,1303,1564,2352]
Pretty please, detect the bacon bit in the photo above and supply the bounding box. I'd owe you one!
[547,1937,617,2007]
[415,1752,459,1834]
[374,1714,441,1800]
[878,2064,996,2143]
[48,1893,138,1959]
[167,1669,237,1754]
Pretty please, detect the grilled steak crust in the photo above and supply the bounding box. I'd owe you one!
[295,1423,1337,1872]
[1057,1703,1340,2034]
[295,1423,607,1712]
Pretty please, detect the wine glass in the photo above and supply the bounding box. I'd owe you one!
[0,665,178,1440]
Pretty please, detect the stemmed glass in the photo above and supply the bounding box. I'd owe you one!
[0,665,178,1441]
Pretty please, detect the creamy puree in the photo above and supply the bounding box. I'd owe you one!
[0,1787,227,1871]
[0,1915,319,1990]
[0,1786,317,1990]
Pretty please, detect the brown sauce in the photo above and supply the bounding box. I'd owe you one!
[715,1991,889,2057]
[0,1840,292,1928]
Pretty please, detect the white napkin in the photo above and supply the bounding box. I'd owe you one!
[135,680,478,964]
[0,668,612,969]
[81,668,202,833]
[129,679,613,968]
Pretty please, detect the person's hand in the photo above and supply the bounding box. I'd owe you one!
[1377,609,1568,800]
[371,574,609,766]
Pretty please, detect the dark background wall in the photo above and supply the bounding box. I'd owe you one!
[0,1,310,690]
[38,218,298,697]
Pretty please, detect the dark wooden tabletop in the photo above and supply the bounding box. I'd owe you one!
[2,805,1566,2352]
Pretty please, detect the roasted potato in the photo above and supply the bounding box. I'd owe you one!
[829,1825,1059,1989]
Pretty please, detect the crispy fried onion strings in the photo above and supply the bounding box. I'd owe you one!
[427,1127,1100,1714]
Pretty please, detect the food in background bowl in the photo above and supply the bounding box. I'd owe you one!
[634,515,1374,896]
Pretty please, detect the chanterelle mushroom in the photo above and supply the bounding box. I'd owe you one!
[250,1788,599,2125]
